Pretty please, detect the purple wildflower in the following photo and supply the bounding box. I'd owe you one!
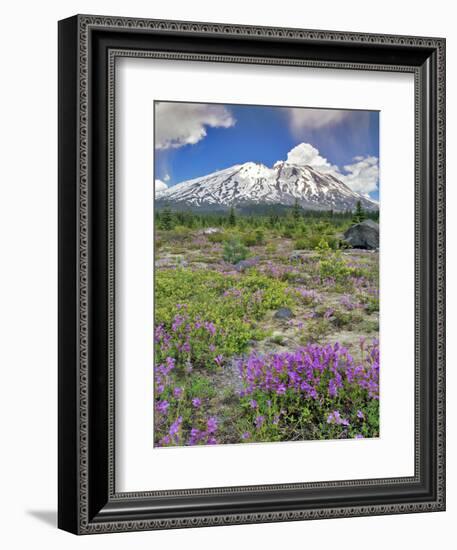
[173,387,183,399]
[326,410,350,426]
[207,417,218,434]
[340,295,357,310]
[328,379,337,398]
[324,308,334,320]
[204,321,216,336]
[156,400,169,414]
[182,341,191,353]
[159,435,171,446]
[169,416,183,436]
[165,356,175,373]
[255,415,265,429]
[188,428,202,446]
[171,315,185,332]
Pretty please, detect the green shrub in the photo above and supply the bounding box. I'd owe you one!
[319,256,356,283]
[254,228,265,245]
[161,225,192,242]
[242,233,257,247]
[281,223,295,239]
[338,239,351,250]
[324,235,339,249]
[359,293,380,313]
[315,241,359,284]
[294,238,308,250]
[241,229,265,247]
[207,232,226,244]
[265,242,277,255]
[270,333,286,345]
[299,234,319,249]
[331,308,363,329]
[358,319,379,333]
[294,222,309,237]
[223,237,249,264]
[237,271,293,315]
[293,233,338,250]
[188,374,217,400]
[301,319,332,343]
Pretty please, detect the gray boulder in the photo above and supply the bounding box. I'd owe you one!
[199,227,221,235]
[274,307,294,321]
[289,250,306,263]
[234,257,259,272]
[344,220,379,250]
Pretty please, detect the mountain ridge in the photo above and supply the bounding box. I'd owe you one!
[156,161,378,212]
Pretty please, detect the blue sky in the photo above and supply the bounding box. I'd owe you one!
[155,102,380,200]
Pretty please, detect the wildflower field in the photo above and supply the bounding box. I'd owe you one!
[154,209,379,447]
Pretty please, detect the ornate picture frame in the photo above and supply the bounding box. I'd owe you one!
[58,14,445,534]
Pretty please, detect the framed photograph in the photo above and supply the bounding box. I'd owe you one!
[58,14,446,534]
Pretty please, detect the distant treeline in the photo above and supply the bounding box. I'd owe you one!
[155,201,379,232]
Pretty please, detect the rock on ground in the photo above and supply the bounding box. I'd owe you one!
[234,257,260,272]
[344,220,379,250]
[199,227,221,235]
[274,307,294,320]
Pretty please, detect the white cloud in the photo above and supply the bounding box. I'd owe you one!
[339,156,379,196]
[155,179,168,192]
[288,108,351,133]
[163,173,170,182]
[155,102,235,149]
[282,143,379,196]
[285,143,336,173]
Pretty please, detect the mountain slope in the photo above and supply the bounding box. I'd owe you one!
[156,161,378,212]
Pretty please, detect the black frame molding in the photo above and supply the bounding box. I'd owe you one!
[58,14,445,534]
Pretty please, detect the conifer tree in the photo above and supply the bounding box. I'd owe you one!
[269,214,278,228]
[161,206,173,231]
[352,200,366,224]
[292,198,301,221]
[186,210,194,228]
[228,206,236,226]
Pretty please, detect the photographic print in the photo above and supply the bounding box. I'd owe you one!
[153,101,380,447]
[58,17,445,532]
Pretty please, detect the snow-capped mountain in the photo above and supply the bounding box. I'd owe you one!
[156,161,378,212]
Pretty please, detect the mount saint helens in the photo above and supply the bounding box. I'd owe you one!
[156,161,378,212]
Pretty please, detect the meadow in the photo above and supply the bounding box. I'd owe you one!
[154,206,379,446]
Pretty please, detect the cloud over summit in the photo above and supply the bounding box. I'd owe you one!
[283,142,379,196]
[285,143,336,173]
